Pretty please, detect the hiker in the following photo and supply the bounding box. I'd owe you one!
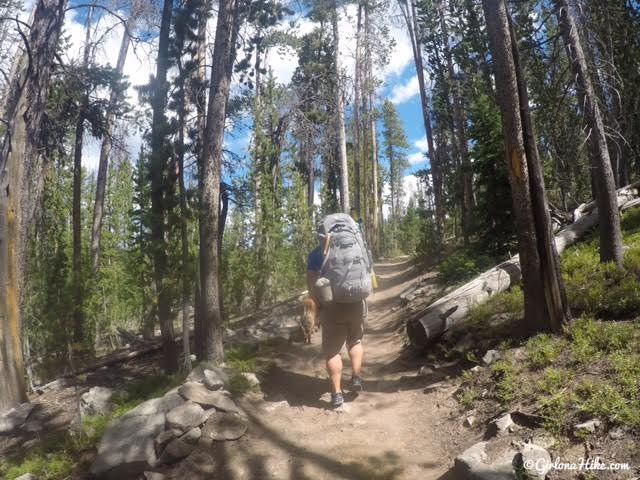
[307,213,373,408]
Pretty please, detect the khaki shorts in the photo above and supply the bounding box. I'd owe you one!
[321,301,366,358]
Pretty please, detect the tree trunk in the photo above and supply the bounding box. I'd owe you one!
[353,1,364,217]
[90,8,138,274]
[0,0,68,411]
[149,0,178,375]
[399,0,444,242]
[331,0,350,214]
[555,0,623,267]
[483,0,570,334]
[199,0,239,363]
[407,181,640,348]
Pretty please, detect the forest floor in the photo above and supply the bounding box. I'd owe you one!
[161,256,471,480]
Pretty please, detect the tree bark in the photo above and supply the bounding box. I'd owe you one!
[407,182,640,348]
[555,0,624,267]
[353,1,364,217]
[331,0,350,214]
[90,7,138,274]
[199,0,239,363]
[482,0,570,335]
[0,0,68,411]
[149,0,178,375]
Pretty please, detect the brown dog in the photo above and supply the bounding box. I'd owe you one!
[301,296,319,344]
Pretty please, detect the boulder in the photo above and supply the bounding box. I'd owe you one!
[201,412,248,442]
[203,368,229,391]
[516,443,551,479]
[143,473,167,480]
[166,402,207,432]
[181,427,202,444]
[90,413,165,479]
[178,383,240,412]
[155,437,195,465]
[154,430,178,457]
[123,391,184,418]
[241,373,260,388]
[80,386,114,417]
[574,419,601,436]
[0,403,35,434]
[454,441,517,480]
[482,349,501,366]
[493,414,514,433]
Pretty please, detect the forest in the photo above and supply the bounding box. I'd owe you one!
[1,0,640,478]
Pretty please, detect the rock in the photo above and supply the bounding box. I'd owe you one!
[166,402,207,432]
[201,412,248,442]
[516,443,552,479]
[264,400,289,412]
[22,420,43,433]
[143,472,167,480]
[15,474,38,480]
[609,427,625,440]
[189,354,197,362]
[494,413,514,432]
[454,441,517,480]
[90,413,165,479]
[186,364,208,383]
[178,382,240,412]
[155,437,195,465]
[464,416,475,428]
[0,402,35,434]
[530,434,556,450]
[154,430,178,456]
[241,372,260,388]
[203,368,229,391]
[470,366,484,373]
[123,391,184,418]
[80,386,114,417]
[181,427,202,444]
[482,349,501,366]
[574,419,601,436]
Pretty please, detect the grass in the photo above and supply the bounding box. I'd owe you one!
[0,373,185,480]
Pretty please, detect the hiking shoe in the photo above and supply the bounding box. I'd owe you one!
[331,392,344,408]
[350,375,364,392]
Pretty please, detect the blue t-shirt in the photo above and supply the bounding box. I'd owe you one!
[307,246,323,272]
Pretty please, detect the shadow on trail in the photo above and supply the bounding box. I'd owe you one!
[206,409,409,480]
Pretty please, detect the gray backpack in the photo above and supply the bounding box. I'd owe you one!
[318,213,373,303]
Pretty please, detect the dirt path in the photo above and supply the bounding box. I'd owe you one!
[176,257,471,480]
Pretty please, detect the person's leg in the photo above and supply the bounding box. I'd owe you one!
[347,341,363,377]
[346,301,365,384]
[326,353,343,394]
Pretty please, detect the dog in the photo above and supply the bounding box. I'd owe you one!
[301,296,319,344]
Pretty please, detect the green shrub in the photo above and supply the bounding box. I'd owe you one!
[225,345,262,373]
[491,360,519,403]
[570,315,636,364]
[526,334,567,369]
[438,249,494,284]
[469,286,524,325]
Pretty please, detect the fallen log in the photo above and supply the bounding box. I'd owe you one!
[407,182,640,348]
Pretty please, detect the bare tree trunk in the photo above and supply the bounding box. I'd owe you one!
[90,8,138,274]
[353,1,364,217]
[483,0,570,334]
[399,0,444,242]
[149,0,178,374]
[0,0,68,411]
[331,0,350,214]
[199,0,239,363]
[555,0,623,267]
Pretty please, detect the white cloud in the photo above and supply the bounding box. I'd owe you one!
[414,135,429,151]
[389,75,419,104]
[408,151,425,165]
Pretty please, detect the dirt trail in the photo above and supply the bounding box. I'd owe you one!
[175,257,471,480]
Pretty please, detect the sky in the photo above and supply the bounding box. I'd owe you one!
[33,0,429,211]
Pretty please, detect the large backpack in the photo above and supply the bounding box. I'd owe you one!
[317,213,373,303]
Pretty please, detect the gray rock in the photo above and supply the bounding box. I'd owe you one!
[166,402,207,432]
[0,402,35,434]
[517,443,551,479]
[154,430,178,457]
[264,400,289,412]
[470,366,484,373]
[186,364,208,383]
[464,416,475,428]
[15,474,38,480]
[203,368,229,391]
[454,441,517,480]
[23,420,43,433]
[80,386,114,417]
[90,413,165,479]
[241,372,260,388]
[574,419,601,436]
[181,427,201,444]
[143,472,167,480]
[494,413,514,432]
[482,349,501,366]
[201,412,248,442]
[123,391,184,418]
[155,437,195,465]
[609,427,625,440]
[178,382,239,412]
